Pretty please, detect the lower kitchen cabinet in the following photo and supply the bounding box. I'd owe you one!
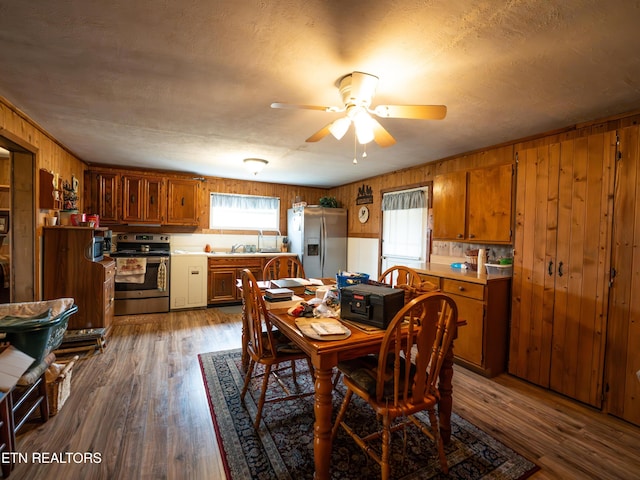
[417,266,511,377]
[207,257,264,305]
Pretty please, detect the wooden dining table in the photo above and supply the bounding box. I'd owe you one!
[266,301,459,480]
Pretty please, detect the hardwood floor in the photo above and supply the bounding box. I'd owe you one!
[9,307,640,479]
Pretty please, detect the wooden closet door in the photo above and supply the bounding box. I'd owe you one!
[549,133,615,407]
[509,143,559,387]
[607,125,640,425]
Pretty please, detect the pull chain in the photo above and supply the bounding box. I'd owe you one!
[353,130,358,164]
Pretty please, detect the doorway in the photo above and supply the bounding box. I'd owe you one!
[0,135,36,302]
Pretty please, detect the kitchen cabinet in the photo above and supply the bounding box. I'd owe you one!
[607,125,640,427]
[43,227,116,333]
[121,175,165,224]
[207,256,263,304]
[103,261,116,330]
[441,276,510,377]
[85,170,121,225]
[509,132,615,408]
[432,164,513,243]
[416,265,511,377]
[166,179,199,226]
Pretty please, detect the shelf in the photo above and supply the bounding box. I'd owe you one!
[39,169,63,210]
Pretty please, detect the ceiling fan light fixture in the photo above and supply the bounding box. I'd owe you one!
[353,110,375,145]
[328,117,351,140]
[243,158,268,175]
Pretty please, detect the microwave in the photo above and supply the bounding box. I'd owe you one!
[85,236,105,262]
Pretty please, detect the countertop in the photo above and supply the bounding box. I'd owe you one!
[171,250,297,258]
[416,263,512,285]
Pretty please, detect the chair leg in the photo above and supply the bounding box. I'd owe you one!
[254,364,272,429]
[381,415,391,480]
[428,409,448,474]
[331,388,353,440]
[306,358,315,382]
[290,360,297,382]
[240,360,256,402]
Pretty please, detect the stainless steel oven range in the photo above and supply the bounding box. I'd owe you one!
[110,233,171,315]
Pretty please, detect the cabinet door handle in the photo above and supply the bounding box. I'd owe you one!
[548,260,554,276]
[558,261,564,277]
[458,286,465,291]
[130,195,136,203]
[469,233,475,239]
[150,195,154,205]
[456,233,463,238]
[181,197,185,206]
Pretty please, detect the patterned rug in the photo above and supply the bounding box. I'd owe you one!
[199,348,539,480]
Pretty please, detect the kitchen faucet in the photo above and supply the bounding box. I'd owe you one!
[230,243,244,253]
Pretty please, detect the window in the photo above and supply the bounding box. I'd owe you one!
[209,193,280,230]
[381,187,429,271]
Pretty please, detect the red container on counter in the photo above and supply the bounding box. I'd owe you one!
[70,213,86,226]
[86,214,99,228]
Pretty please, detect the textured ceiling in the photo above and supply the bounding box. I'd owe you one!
[1,1,640,187]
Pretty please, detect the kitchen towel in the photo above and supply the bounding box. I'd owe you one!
[115,257,147,284]
[156,258,167,292]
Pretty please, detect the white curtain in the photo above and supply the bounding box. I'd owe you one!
[381,187,429,270]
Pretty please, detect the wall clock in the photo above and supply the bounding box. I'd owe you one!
[358,205,370,223]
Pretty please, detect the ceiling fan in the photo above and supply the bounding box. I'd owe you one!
[271,71,446,147]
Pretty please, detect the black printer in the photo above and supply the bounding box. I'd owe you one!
[340,284,405,329]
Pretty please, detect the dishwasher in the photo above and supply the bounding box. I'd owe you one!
[170,253,208,310]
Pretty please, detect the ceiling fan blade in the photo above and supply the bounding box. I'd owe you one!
[305,123,332,142]
[271,102,340,112]
[373,104,447,120]
[370,118,396,148]
[348,72,379,103]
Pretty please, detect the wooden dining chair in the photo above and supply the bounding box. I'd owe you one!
[239,269,315,429]
[262,255,305,281]
[379,265,438,303]
[331,292,458,478]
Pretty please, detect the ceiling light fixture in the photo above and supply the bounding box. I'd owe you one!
[243,158,268,175]
[352,109,375,145]
[328,117,351,140]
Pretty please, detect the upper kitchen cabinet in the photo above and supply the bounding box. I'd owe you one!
[166,178,200,226]
[432,170,466,240]
[85,170,121,225]
[433,163,514,243]
[121,174,165,224]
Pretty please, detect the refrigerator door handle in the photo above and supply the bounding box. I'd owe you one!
[321,214,326,275]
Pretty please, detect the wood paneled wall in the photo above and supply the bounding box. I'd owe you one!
[331,113,640,239]
[330,145,515,238]
[0,96,87,212]
[1,96,87,299]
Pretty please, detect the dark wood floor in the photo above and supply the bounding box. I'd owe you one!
[9,306,640,479]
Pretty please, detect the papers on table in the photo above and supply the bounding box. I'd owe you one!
[283,278,325,286]
[264,295,304,310]
[310,321,346,336]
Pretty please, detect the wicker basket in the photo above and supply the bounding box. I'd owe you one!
[46,355,78,415]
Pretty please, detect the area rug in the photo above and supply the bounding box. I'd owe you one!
[199,348,539,480]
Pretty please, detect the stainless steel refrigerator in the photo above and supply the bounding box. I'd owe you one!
[287,207,347,279]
